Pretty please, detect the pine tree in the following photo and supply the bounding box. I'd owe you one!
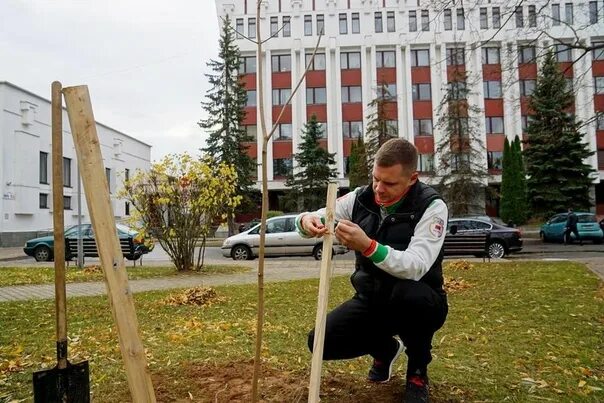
[199,15,255,235]
[348,136,370,189]
[500,136,529,225]
[499,138,514,223]
[365,81,398,169]
[285,115,338,211]
[523,51,595,219]
[512,136,529,224]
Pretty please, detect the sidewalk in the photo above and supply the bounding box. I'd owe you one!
[0,247,28,262]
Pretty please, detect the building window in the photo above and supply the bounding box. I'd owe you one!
[39,151,48,184]
[64,196,72,210]
[417,154,435,172]
[235,18,244,38]
[387,11,396,32]
[492,7,501,28]
[483,81,502,99]
[63,157,72,187]
[306,87,327,104]
[528,5,536,27]
[595,77,604,94]
[413,119,433,136]
[273,158,292,177]
[317,14,324,35]
[341,86,362,103]
[271,54,291,72]
[378,83,397,100]
[351,12,360,33]
[340,52,361,69]
[444,9,452,30]
[304,15,312,36]
[275,124,293,140]
[283,16,291,37]
[411,49,430,66]
[105,168,111,193]
[480,8,488,29]
[448,81,467,100]
[248,18,256,39]
[306,53,326,70]
[481,47,500,65]
[590,1,599,24]
[521,115,535,131]
[342,121,363,138]
[565,3,573,25]
[409,10,417,32]
[375,12,383,33]
[518,45,536,63]
[125,202,130,216]
[457,8,465,30]
[446,48,465,66]
[555,44,572,62]
[39,193,49,209]
[272,88,292,106]
[485,117,504,134]
[339,13,348,34]
[317,122,328,138]
[246,90,257,107]
[520,80,536,96]
[552,4,561,25]
[515,6,524,28]
[271,16,279,36]
[245,125,257,140]
[421,10,430,31]
[239,56,256,74]
[376,50,396,68]
[412,83,431,101]
[125,168,130,182]
[596,113,604,130]
[488,151,503,170]
[593,42,604,60]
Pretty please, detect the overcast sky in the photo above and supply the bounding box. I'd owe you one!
[0,0,220,161]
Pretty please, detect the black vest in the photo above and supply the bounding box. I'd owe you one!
[350,181,446,302]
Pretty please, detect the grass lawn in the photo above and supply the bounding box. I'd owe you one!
[0,264,250,287]
[0,261,602,402]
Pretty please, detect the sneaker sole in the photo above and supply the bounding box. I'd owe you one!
[379,338,404,383]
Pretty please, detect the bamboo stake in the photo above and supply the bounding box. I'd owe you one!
[62,86,156,402]
[308,183,338,403]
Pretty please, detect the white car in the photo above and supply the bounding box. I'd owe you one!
[221,214,348,260]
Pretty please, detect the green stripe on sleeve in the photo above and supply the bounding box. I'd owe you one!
[369,243,388,264]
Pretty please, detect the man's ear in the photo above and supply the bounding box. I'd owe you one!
[409,171,419,184]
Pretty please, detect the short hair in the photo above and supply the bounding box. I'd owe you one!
[374,138,418,173]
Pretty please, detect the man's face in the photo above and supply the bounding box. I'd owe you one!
[372,163,418,204]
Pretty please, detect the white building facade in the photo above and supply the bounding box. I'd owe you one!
[0,82,152,246]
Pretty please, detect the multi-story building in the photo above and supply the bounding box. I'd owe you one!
[215,0,604,215]
[0,82,152,246]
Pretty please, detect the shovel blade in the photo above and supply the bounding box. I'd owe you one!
[33,361,90,403]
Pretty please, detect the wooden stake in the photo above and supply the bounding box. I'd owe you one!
[62,85,156,402]
[308,183,338,403]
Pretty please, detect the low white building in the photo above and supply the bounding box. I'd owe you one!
[0,81,152,246]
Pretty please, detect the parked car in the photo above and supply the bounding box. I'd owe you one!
[23,223,154,262]
[222,214,348,260]
[238,218,261,233]
[540,212,603,244]
[446,218,523,258]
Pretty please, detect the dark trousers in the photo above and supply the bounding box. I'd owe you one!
[565,225,582,244]
[308,279,448,377]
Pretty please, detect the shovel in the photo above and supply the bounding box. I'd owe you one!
[32,81,90,402]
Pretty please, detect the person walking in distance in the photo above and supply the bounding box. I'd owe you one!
[565,208,582,245]
[296,139,448,403]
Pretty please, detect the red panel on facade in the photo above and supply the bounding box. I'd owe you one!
[518,63,537,79]
[520,98,533,115]
[272,105,292,123]
[306,71,326,87]
[273,140,292,158]
[484,99,504,116]
[383,102,398,119]
[593,61,604,76]
[558,62,574,77]
[482,65,502,80]
[342,103,363,121]
[243,142,258,159]
[343,138,353,156]
[307,105,327,121]
[414,136,434,153]
[594,95,604,111]
[486,134,505,151]
[376,68,397,84]
[597,131,604,149]
[411,67,431,83]
[272,72,292,88]
[413,101,433,119]
[240,74,256,90]
[341,69,362,85]
[318,139,328,150]
[447,66,466,81]
[243,107,257,125]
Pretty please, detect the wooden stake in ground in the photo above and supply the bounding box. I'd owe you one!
[63,85,156,402]
[308,183,338,403]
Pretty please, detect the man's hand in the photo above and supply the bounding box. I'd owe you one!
[334,219,372,252]
[301,214,328,237]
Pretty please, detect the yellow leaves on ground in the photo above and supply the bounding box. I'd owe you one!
[163,287,226,307]
[445,260,475,271]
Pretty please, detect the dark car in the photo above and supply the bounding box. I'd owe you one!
[446,218,523,259]
[23,223,154,262]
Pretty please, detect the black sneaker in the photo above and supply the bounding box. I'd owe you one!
[403,375,430,403]
[367,338,404,383]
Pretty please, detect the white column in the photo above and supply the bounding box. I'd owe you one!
[291,39,303,166]
[402,44,414,144]
[502,41,521,143]
[395,44,406,140]
[328,38,344,178]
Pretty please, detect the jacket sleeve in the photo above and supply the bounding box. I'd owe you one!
[295,188,359,237]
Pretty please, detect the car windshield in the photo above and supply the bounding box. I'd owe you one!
[64,225,86,237]
[578,214,597,223]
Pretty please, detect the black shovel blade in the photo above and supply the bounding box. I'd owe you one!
[33,360,90,403]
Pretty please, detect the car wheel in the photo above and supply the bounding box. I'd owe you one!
[593,238,603,245]
[313,245,334,260]
[488,241,506,259]
[34,245,52,262]
[231,245,252,261]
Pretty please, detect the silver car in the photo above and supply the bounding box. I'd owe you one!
[221,214,348,260]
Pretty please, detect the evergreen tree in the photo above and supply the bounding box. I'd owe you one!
[365,81,398,169]
[348,136,370,189]
[499,138,514,223]
[199,15,255,235]
[523,51,595,219]
[285,115,338,211]
[500,137,529,225]
[512,136,529,224]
